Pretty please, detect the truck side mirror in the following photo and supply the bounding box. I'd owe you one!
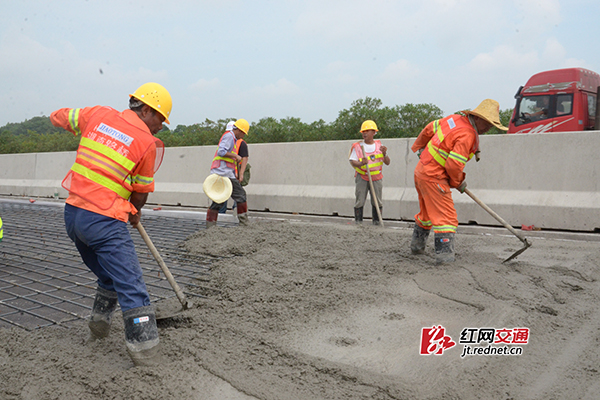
[514,86,523,99]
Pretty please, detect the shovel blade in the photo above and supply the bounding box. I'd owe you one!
[502,239,532,263]
[154,297,192,320]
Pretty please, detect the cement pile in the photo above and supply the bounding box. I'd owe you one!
[2,219,599,399]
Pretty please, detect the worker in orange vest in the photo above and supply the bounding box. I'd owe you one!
[206,119,250,227]
[410,99,507,264]
[50,82,172,366]
[349,120,390,224]
[219,121,250,214]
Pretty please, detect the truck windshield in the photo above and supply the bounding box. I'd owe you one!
[514,95,551,126]
[514,94,574,126]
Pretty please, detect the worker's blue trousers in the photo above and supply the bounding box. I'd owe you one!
[64,204,150,311]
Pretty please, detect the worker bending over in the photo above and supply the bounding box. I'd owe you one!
[50,82,172,366]
[410,99,507,264]
[206,119,250,227]
[348,120,390,224]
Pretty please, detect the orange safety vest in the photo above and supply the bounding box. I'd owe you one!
[420,115,479,168]
[61,107,163,210]
[210,131,239,172]
[234,139,246,176]
[351,141,384,181]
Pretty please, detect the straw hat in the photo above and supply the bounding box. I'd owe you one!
[203,174,233,204]
[464,99,508,131]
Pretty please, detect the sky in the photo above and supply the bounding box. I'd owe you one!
[1,0,598,128]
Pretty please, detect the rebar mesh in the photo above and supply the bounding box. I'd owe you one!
[0,200,225,330]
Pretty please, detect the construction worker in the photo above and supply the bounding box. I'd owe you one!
[410,99,507,264]
[0,217,3,242]
[219,121,250,214]
[348,120,390,224]
[50,82,172,366]
[206,118,250,227]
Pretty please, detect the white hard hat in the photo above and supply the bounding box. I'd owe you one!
[203,174,233,204]
[226,120,235,132]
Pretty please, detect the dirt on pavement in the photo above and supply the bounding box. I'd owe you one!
[1,218,599,400]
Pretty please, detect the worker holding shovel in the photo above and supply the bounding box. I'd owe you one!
[50,82,172,366]
[349,120,390,225]
[410,99,507,264]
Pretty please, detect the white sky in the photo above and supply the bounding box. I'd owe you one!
[1,0,597,127]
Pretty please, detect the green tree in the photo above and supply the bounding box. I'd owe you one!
[1,100,508,153]
[0,116,63,136]
[396,103,444,137]
[331,97,387,140]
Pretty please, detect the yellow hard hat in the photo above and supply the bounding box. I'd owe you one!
[360,120,378,133]
[234,118,250,135]
[130,82,172,124]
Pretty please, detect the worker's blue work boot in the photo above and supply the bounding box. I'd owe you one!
[89,286,118,339]
[434,232,455,264]
[410,225,430,255]
[123,305,160,367]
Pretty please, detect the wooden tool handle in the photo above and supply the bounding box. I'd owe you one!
[464,188,527,244]
[360,144,384,227]
[136,222,189,309]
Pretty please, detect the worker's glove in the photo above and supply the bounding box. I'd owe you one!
[457,181,467,194]
[416,149,423,159]
[475,151,481,162]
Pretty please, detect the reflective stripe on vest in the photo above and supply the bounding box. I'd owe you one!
[70,136,136,199]
[62,107,160,211]
[234,138,244,175]
[352,141,383,180]
[211,131,238,170]
[71,163,132,199]
[426,117,475,167]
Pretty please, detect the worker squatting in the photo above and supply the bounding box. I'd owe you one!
[49,80,508,368]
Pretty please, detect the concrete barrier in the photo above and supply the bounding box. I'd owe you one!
[1,131,599,231]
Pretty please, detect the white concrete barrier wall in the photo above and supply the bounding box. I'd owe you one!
[1,131,599,231]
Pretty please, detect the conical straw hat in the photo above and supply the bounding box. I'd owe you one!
[464,99,508,131]
[203,174,233,204]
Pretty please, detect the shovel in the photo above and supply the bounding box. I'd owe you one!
[360,144,384,227]
[136,222,192,319]
[463,188,531,263]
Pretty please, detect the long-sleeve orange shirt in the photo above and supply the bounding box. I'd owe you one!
[411,115,478,188]
[51,106,159,222]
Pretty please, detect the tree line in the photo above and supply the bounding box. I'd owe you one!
[0,97,513,154]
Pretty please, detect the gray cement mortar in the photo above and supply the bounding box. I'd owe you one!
[1,216,600,400]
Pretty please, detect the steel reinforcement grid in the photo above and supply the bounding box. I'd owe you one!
[0,199,227,331]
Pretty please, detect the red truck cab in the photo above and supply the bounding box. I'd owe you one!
[508,68,600,134]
